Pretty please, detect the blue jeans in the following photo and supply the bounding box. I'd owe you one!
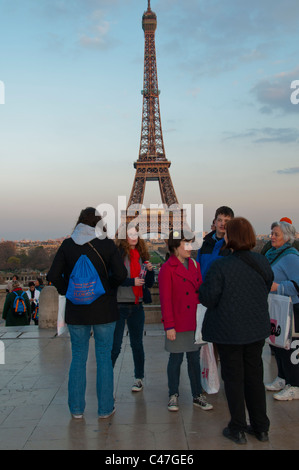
[68,322,116,416]
[111,303,145,379]
[167,350,203,398]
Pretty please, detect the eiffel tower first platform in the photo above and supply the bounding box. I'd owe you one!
[118,1,188,239]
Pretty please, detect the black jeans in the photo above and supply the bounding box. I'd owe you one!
[217,340,269,433]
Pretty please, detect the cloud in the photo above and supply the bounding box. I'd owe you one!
[251,66,299,114]
[79,9,116,50]
[225,127,299,144]
[157,0,299,77]
[277,167,299,175]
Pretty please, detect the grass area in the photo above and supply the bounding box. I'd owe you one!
[149,252,165,264]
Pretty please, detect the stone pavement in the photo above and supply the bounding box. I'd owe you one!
[0,323,298,451]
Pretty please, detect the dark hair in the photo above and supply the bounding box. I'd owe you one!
[28,281,35,287]
[36,277,43,286]
[214,206,234,219]
[225,217,256,251]
[167,230,195,254]
[75,207,105,230]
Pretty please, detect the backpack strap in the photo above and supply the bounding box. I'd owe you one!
[234,251,269,286]
[88,242,108,278]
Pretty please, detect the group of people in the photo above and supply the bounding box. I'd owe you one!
[2,276,44,326]
[158,207,299,445]
[29,206,299,445]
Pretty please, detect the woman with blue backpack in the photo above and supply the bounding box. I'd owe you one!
[47,207,127,420]
[2,280,30,326]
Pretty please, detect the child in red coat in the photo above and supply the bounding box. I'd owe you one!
[158,230,213,412]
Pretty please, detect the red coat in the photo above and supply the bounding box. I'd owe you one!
[158,255,203,332]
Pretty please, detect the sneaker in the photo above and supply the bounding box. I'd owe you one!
[193,394,213,410]
[98,406,116,419]
[131,379,143,392]
[273,384,299,401]
[71,414,83,419]
[168,394,179,412]
[265,376,286,391]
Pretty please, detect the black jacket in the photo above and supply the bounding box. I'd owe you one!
[47,237,127,325]
[198,250,274,345]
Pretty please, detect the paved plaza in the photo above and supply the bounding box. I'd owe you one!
[0,323,298,451]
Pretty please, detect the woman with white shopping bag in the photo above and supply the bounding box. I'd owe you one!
[158,230,213,413]
[198,217,273,445]
[264,220,299,401]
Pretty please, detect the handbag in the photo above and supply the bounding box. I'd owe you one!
[194,303,208,345]
[57,295,67,336]
[200,343,220,394]
[266,293,293,349]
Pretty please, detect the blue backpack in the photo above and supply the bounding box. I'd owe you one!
[66,254,106,305]
[12,291,27,316]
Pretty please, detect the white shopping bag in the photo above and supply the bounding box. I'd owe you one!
[194,303,207,345]
[267,293,293,350]
[200,343,220,394]
[57,295,67,336]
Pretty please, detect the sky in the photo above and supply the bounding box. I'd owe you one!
[0,0,298,241]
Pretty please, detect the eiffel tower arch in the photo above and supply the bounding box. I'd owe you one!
[119,1,187,238]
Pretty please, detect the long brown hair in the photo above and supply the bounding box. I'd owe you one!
[116,225,150,261]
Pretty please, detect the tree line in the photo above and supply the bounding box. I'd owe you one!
[0,241,57,272]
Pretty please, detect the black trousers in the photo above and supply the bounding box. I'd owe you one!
[217,340,270,433]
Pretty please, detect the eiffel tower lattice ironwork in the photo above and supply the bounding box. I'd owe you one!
[120,1,186,237]
[128,0,178,209]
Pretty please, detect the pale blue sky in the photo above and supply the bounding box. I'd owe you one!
[0,0,298,240]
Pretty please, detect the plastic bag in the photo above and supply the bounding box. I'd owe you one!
[194,303,207,345]
[267,293,293,350]
[57,295,67,336]
[200,343,220,394]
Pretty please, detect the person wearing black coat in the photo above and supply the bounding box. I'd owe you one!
[198,217,273,445]
[47,208,127,419]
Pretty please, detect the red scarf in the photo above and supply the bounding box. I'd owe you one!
[129,249,143,304]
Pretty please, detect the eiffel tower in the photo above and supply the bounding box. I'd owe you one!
[120,1,186,238]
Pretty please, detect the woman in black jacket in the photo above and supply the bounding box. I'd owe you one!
[47,208,127,419]
[198,217,273,445]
